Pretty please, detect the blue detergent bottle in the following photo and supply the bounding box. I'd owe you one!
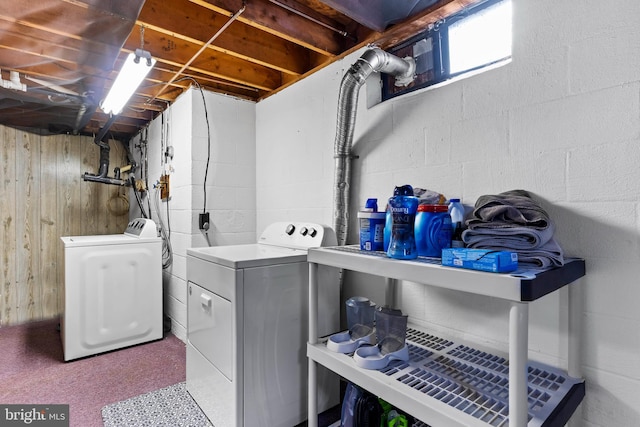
[448,198,465,231]
[386,185,419,260]
[448,198,465,248]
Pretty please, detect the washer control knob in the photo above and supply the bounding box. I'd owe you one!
[285,224,295,235]
[308,227,317,237]
[300,226,308,236]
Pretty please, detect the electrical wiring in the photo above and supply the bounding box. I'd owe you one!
[131,177,148,218]
[154,108,175,268]
[199,83,211,216]
[160,112,166,170]
[173,76,211,215]
[144,128,152,219]
[168,76,213,247]
[154,184,173,269]
[133,131,150,219]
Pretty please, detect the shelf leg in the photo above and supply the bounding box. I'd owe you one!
[509,301,529,427]
[566,280,584,427]
[567,280,583,379]
[308,262,318,427]
[385,277,397,308]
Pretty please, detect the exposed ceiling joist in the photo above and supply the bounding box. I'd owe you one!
[0,0,480,140]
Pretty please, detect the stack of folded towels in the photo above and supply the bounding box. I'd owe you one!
[461,189,564,268]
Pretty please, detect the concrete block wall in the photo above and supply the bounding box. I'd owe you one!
[129,91,192,341]
[256,0,640,425]
[131,88,256,342]
[190,90,257,247]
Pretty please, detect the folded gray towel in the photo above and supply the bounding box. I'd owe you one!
[463,190,564,268]
[462,224,554,249]
[516,239,564,268]
[467,189,551,230]
[462,232,564,268]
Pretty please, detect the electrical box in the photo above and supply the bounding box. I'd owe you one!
[160,175,170,200]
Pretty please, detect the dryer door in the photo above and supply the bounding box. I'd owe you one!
[188,281,233,380]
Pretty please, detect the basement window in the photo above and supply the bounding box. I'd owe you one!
[381,0,512,101]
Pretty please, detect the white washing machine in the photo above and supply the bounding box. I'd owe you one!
[186,222,340,427]
[60,218,163,361]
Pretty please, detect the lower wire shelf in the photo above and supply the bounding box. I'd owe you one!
[309,325,584,427]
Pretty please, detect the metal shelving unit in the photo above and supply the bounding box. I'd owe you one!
[307,246,586,427]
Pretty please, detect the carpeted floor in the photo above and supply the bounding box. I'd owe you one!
[0,318,186,427]
[2,318,342,427]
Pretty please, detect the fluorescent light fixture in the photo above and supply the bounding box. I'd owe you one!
[101,49,156,115]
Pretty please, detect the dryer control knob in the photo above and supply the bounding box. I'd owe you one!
[308,227,317,237]
[300,226,308,236]
[285,224,295,235]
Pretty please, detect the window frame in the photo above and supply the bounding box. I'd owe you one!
[381,0,511,102]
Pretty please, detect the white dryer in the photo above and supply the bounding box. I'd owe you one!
[186,222,340,427]
[60,218,163,361]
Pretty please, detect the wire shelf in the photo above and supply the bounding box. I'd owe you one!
[372,327,582,427]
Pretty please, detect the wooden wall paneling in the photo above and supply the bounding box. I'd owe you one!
[1,125,17,326]
[100,139,115,233]
[80,137,100,236]
[107,139,130,231]
[69,136,83,237]
[56,132,81,316]
[96,139,109,235]
[15,130,41,323]
[117,139,129,231]
[1,129,131,326]
[40,135,59,319]
[76,136,130,235]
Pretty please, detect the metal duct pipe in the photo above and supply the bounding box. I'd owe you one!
[333,47,414,246]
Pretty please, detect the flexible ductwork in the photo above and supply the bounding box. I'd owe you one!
[333,47,415,246]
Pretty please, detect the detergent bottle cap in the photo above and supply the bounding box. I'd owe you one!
[393,185,414,197]
[364,198,378,211]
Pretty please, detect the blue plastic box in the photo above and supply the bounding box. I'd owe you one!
[441,248,518,273]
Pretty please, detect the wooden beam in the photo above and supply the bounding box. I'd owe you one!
[0,19,116,72]
[258,0,479,101]
[121,27,282,91]
[84,117,145,136]
[190,0,347,56]
[126,101,166,113]
[373,0,481,49]
[138,0,311,75]
[266,0,350,38]
[0,0,135,57]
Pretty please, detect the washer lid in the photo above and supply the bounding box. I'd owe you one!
[60,234,159,247]
[186,244,307,269]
